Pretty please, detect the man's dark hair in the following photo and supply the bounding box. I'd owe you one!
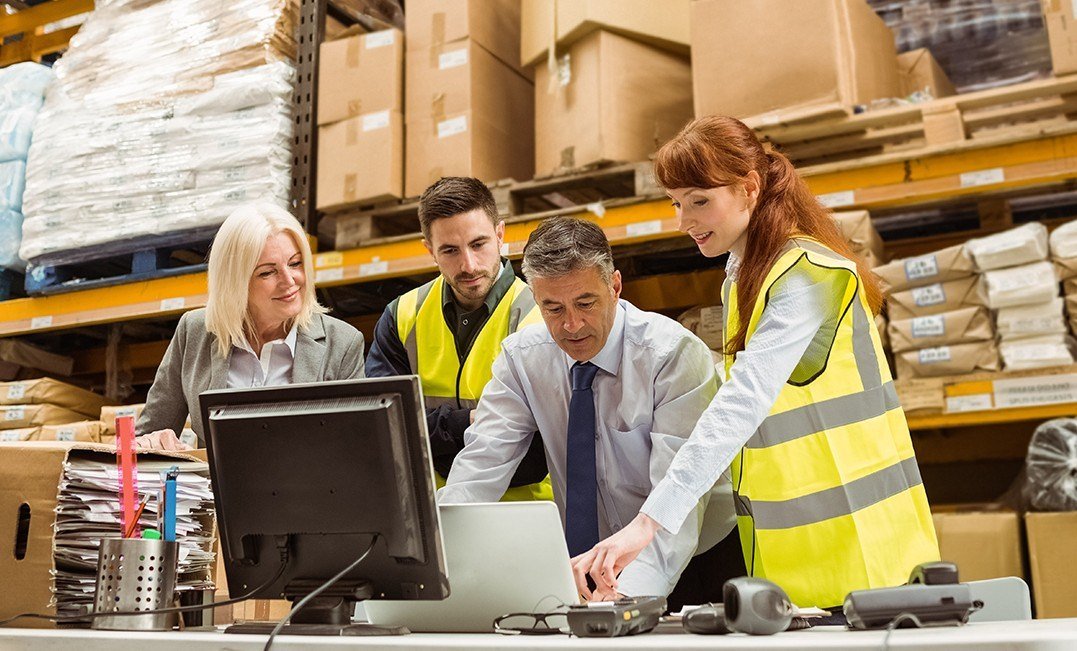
[418,177,499,239]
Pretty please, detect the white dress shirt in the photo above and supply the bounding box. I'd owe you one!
[227,324,298,389]
[642,252,840,534]
[439,299,735,597]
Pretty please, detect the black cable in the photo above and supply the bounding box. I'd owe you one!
[263,534,380,651]
[0,539,291,628]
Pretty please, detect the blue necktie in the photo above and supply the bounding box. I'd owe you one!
[565,361,600,558]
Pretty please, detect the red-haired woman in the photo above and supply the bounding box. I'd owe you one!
[572,116,940,613]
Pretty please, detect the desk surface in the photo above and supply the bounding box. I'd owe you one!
[2,619,1077,650]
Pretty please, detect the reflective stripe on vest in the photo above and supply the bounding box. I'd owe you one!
[725,238,939,608]
[396,274,551,502]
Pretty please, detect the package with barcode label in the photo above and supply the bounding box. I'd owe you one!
[0,377,112,416]
[887,275,985,321]
[966,222,1048,271]
[888,306,994,353]
[0,426,39,442]
[997,298,1067,340]
[37,420,104,443]
[894,340,1000,379]
[980,261,1059,309]
[0,404,88,430]
[874,243,975,293]
[999,335,1075,371]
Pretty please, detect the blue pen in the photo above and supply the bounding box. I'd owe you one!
[163,466,178,542]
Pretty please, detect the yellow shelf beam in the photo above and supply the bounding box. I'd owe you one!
[907,402,1077,430]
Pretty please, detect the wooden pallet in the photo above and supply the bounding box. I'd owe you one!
[748,75,1077,168]
[24,229,215,296]
[319,162,662,251]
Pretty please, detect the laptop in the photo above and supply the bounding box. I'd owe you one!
[363,502,580,633]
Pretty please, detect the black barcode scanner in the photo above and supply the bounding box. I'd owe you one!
[683,577,794,635]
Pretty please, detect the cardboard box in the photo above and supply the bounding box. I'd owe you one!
[833,210,884,269]
[931,510,1024,582]
[0,426,39,442]
[0,340,74,380]
[406,0,528,77]
[888,306,994,354]
[317,29,403,126]
[0,442,205,627]
[0,378,112,417]
[0,404,89,431]
[875,243,975,293]
[691,0,900,119]
[887,275,986,321]
[677,305,724,351]
[317,111,404,210]
[533,30,692,177]
[898,48,956,99]
[620,267,725,313]
[100,404,145,435]
[520,0,690,67]
[894,340,1000,379]
[1054,256,1077,281]
[1026,511,1077,618]
[1043,0,1077,76]
[35,420,105,443]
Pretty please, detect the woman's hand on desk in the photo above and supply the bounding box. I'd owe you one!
[134,429,193,451]
[570,512,660,597]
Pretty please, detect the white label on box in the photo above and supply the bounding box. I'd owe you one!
[437,116,468,139]
[117,407,137,417]
[160,297,185,311]
[365,30,395,49]
[30,316,53,329]
[904,254,939,281]
[817,191,856,208]
[359,260,389,277]
[5,407,24,421]
[946,393,993,413]
[438,48,468,69]
[56,430,75,442]
[960,167,1005,188]
[1008,317,1060,333]
[315,267,344,283]
[6,383,26,400]
[557,53,572,87]
[626,220,661,238]
[0,431,19,441]
[911,283,946,307]
[911,315,946,338]
[994,373,1077,409]
[315,252,344,268]
[362,110,390,132]
[918,346,952,364]
[179,430,198,447]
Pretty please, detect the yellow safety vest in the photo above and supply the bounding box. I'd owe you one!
[396,274,553,502]
[724,238,939,608]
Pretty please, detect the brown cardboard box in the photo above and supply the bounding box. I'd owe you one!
[317,29,403,126]
[894,340,1000,379]
[533,30,692,177]
[875,244,975,293]
[692,0,900,120]
[317,111,404,210]
[1025,511,1077,618]
[0,442,205,627]
[1054,256,1077,281]
[0,378,112,417]
[0,426,39,442]
[100,404,145,435]
[406,0,528,77]
[0,404,88,431]
[520,0,690,67]
[1043,0,1077,75]
[898,48,956,99]
[677,305,724,351]
[931,510,1023,582]
[888,307,994,354]
[35,420,105,443]
[620,267,725,313]
[833,210,884,268]
[0,340,74,380]
[887,275,986,321]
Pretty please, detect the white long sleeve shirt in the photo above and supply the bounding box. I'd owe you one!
[226,324,298,389]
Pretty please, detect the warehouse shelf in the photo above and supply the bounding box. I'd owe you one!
[0,0,92,66]
[907,403,1077,431]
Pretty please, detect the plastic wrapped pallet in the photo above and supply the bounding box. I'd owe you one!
[998,334,1075,371]
[996,298,1068,340]
[1023,418,1077,512]
[19,0,298,265]
[980,260,1059,309]
[965,222,1049,272]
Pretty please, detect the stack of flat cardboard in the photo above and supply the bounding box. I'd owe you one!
[0,379,113,441]
[1050,220,1077,343]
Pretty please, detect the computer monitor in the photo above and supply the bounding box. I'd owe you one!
[199,376,448,635]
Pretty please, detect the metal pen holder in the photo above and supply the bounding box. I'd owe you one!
[91,538,180,631]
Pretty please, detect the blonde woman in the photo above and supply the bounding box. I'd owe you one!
[135,203,365,450]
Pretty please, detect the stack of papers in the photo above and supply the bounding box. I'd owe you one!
[51,457,215,618]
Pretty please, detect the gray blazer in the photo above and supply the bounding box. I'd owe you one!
[137,308,365,442]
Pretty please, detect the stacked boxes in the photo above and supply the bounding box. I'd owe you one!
[405,0,533,197]
[967,223,1071,371]
[1050,220,1077,339]
[877,243,996,378]
[316,28,405,210]
[0,378,113,440]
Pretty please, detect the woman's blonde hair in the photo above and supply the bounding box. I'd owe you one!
[205,202,327,357]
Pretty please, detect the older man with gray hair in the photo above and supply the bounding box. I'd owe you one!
[439,216,735,603]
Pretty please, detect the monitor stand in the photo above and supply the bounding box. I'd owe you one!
[224,580,409,636]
